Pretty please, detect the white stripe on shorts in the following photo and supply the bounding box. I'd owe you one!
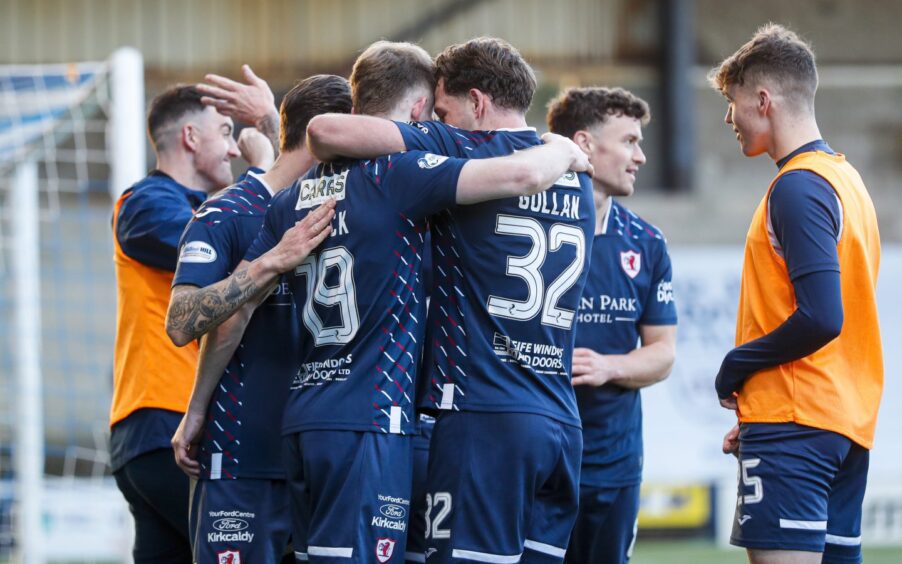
[308,546,354,558]
[451,548,522,563]
[405,551,427,562]
[779,519,828,530]
[524,539,566,558]
[294,551,309,561]
[825,533,862,546]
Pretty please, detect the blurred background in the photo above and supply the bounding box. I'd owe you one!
[0,0,900,561]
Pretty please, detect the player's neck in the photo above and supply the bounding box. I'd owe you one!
[770,114,822,163]
[477,109,529,131]
[593,188,612,236]
[155,152,217,193]
[262,149,315,193]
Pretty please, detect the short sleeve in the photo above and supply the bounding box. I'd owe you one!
[769,170,841,280]
[116,187,196,271]
[244,189,292,262]
[394,120,468,157]
[640,241,678,325]
[380,151,464,219]
[172,220,235,288]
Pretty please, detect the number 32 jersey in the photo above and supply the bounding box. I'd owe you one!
[398,122,595,427]
[245,152,463,436]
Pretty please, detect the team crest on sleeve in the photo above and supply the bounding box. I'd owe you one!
[217,549,241,564]
[179,241,217,263]
[554,170,582,188]
[375,538,397,562]
[417,153,448,169]
[620,250,641,279]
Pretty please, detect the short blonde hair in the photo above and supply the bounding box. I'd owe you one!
[350,41,434,115]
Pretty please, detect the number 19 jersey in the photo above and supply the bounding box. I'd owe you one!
[397,122,595,427]
[244,152,463,436]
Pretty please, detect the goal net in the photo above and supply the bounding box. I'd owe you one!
[0,48,145,563]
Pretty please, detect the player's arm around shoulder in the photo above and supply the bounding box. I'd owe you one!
[306,113,406,161]
[454,133,594,205]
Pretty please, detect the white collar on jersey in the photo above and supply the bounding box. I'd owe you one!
[246,170,275,197]
[493,127,537,132]
[599,197,614,235]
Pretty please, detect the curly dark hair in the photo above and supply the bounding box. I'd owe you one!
[546,87,650,138]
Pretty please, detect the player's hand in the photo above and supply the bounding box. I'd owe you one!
[172,410,206,477]
[720,394,738,411]
[264,200,336,273]
[722,424,740,456]
[238,127,275,170]
[571,347,616,387]
[540,132,595,177]
[197,64,278,129]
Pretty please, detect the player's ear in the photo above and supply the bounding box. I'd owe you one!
[182,123,199,153]
[469,88,487,120]
[572,130,593,155]
[410,95,429,122]
[757,87,771,116]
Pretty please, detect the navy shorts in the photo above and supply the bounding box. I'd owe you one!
[423,411,581,563]
[407,415,435,563]
[731,423,869,562]
[285,430,413,563]
[565,483,639,564]
[189,477,291,564]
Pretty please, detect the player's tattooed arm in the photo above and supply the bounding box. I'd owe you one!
[455,133,594,205]
[166,268,265,346]
[197,64,280,152]
[165,200,336,346]
[305,113,405,161]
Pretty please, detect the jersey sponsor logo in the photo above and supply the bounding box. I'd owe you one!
[296,169,349,209]
[737,515,752,526]
[517,192,581,220]
[208,531,255,543]
[377,494,410,505]
[554,170,582,188]
[380,504,407,519]
[208,510,255,518]
[417,153,448,169]
[179,241,217,263]
[492,332,566,375]
[656,280,674,304]
[371,515,406,532]
[412,121,429,135]
[217,550,241,564]
[576,294,638,324]
[375,538,397,563]
[293,355,353,388]
[621,250,641,279]
[213,518,249,532]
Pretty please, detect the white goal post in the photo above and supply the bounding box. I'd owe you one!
[1,47,145,563]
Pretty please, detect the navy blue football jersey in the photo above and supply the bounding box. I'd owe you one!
[574,200,677,487]
[397,121,595,427]
[244,152,463,435]
[173,172,299,480]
